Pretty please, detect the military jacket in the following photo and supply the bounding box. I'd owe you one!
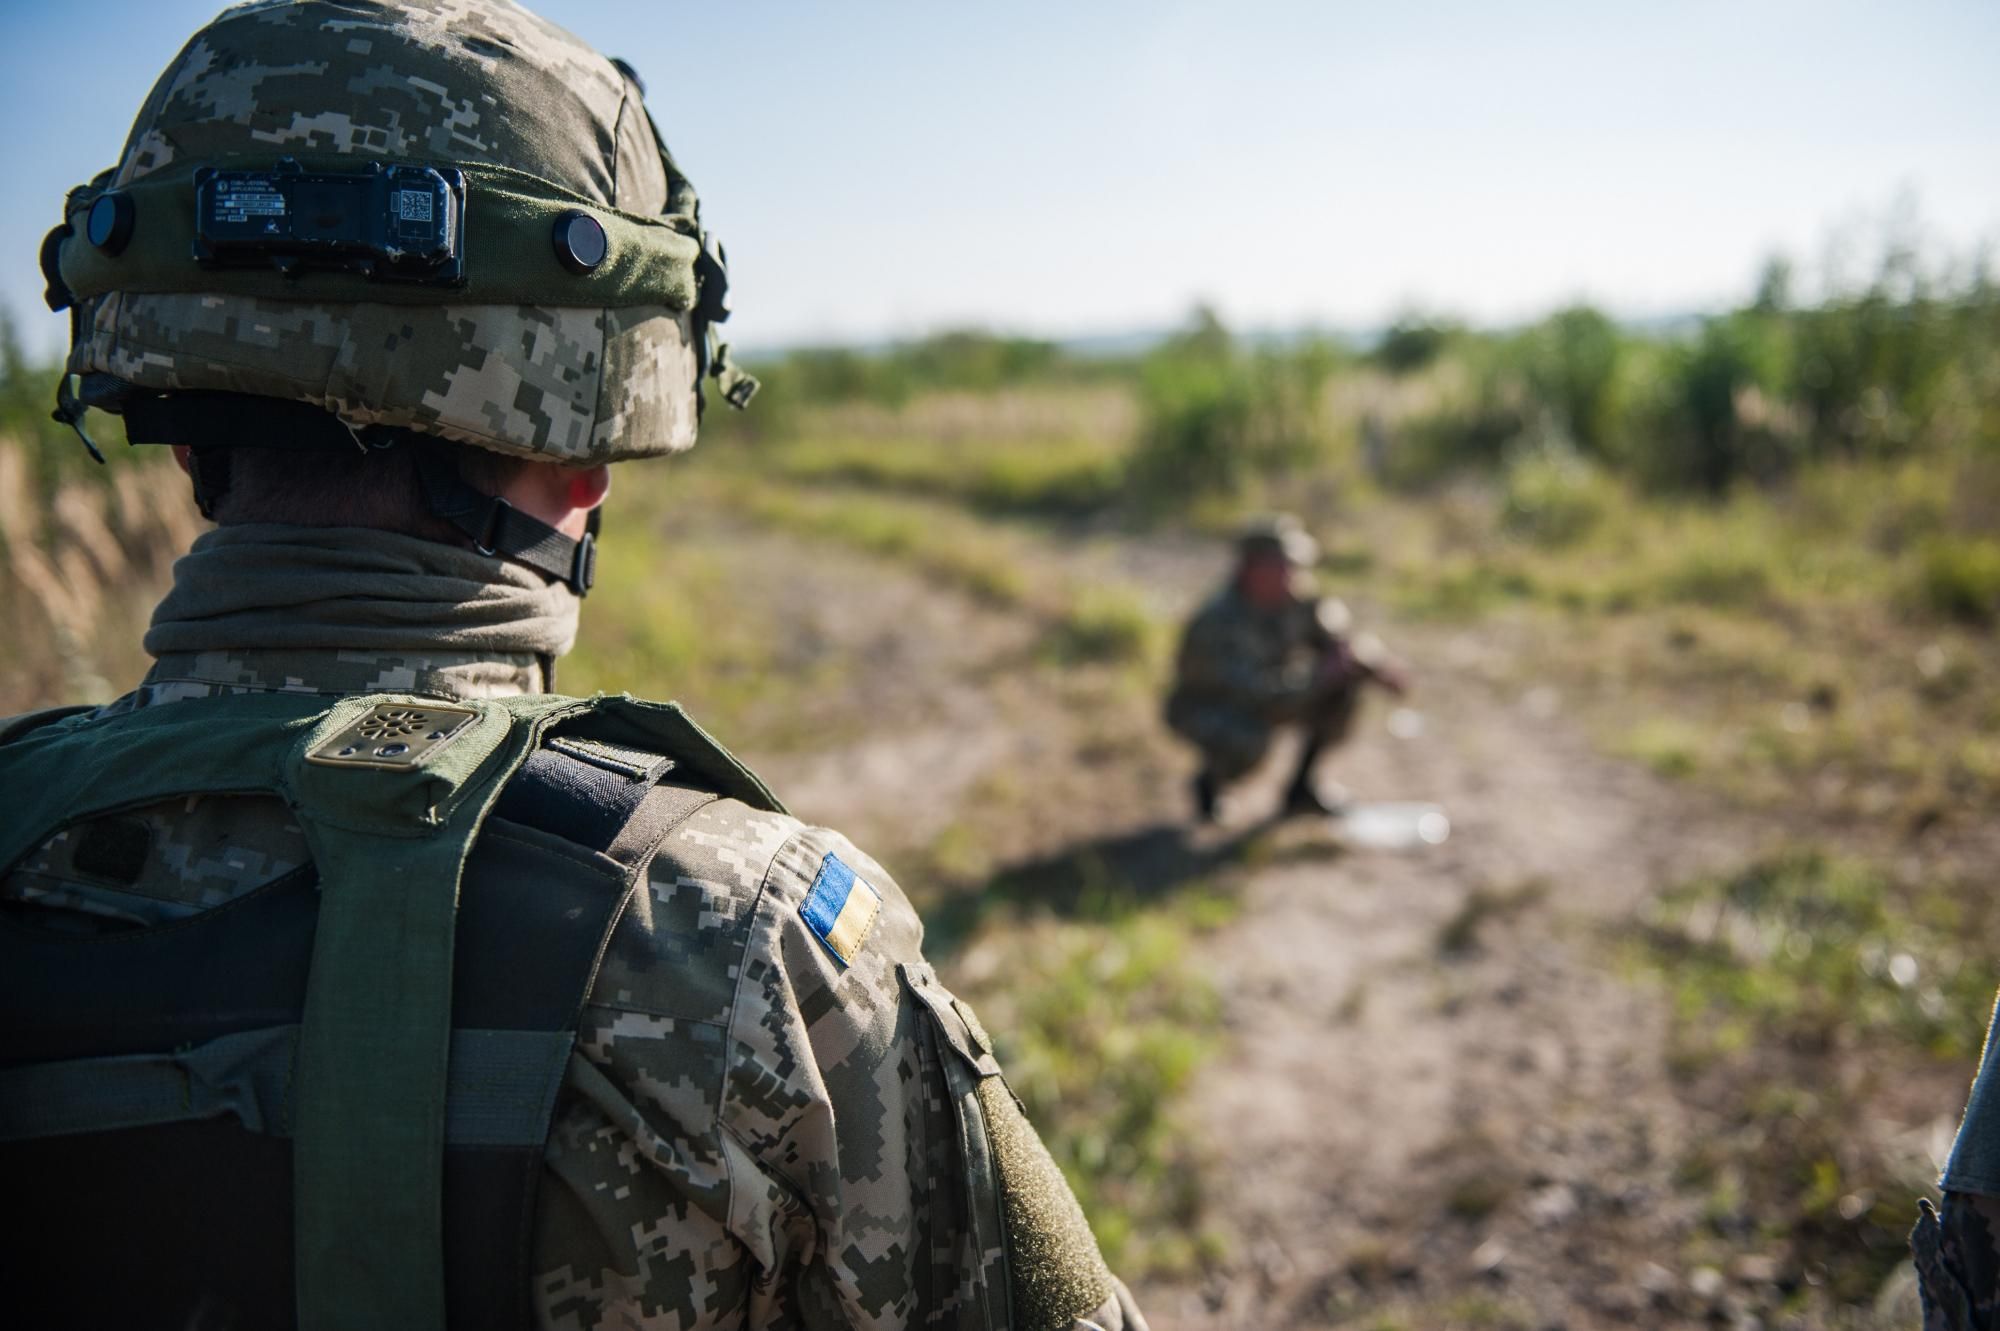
[1,646,1145,1331]
[1167,580,1385,723]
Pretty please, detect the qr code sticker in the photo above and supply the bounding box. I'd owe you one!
[397,190,435,223]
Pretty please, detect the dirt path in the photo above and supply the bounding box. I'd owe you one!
[1145,620,1764,1329]
[661,509,1846,1328]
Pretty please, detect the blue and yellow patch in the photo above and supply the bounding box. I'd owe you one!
[800,853,883,968]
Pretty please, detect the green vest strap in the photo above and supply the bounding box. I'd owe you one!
[0,1024,573,1149]
[0,689,576,1331]
[284,691,579,1331]
[0,687,781,1330]
[0,703,97,746]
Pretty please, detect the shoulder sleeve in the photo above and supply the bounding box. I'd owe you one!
[723,823,1148,1331]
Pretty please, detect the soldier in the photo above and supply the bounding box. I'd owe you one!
[1165,514,1407,822]
[0,3,1148,1329]
[1913,992,2000,1326]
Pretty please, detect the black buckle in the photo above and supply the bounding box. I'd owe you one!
[51,374,105,464]
[570,530,597,597]
[40,223,74,313]
[473,497,510,557]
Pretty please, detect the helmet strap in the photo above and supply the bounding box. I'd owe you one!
[410,447,597,597]
[120,391,598,596]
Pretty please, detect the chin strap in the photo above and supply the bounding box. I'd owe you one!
[118,391,599,596]
[411,447,597,597]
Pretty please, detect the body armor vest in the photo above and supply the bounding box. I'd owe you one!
[0,690,781,1330]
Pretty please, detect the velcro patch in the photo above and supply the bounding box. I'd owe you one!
[801,853,883,968]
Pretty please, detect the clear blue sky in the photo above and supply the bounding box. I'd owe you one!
[3,0,1996,358]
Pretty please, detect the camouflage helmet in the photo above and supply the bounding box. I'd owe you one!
[42,0,754,466]
[1236,513,1319,567]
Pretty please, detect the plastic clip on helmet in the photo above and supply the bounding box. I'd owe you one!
[37,0,756,597]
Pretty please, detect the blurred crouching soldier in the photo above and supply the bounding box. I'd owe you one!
[1913,992,2000,1326]
[0,2,1149,1328]
[1165,515,1408,822]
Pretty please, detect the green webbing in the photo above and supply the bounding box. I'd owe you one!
[0,687,782,1329]
[58,158,700,311]
[0,703,95,746]
[283,691,577,1331]
[0,1024,574,1149]
[0,690,573,1331]
[0,692,335,873]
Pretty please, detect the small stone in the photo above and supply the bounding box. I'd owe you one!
[1689,1265,1726,1301]
[1470,1237,1509,1276]
[1527,1183,1579,1227]
[1731,1253,1781,1285]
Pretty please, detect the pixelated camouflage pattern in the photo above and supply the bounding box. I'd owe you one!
[102,645,554,712]
[3,795,307,931]
[1164,579,1374,783]
[1916,1192,2000,1330]
[69,0,702,461]
[2,635,1146,1325]
[0,645,542,930]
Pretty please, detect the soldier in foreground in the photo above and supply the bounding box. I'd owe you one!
[1165,515,1408,822]
[0,3,1148,1328]
[1913,992,2000,1326]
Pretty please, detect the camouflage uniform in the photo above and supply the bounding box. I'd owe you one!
[1915,992,2000,1327]
[1165,517,1398,808]
[1915,1194,2000,1330]
[1164,581,1379,787]
[2,539,1149,1330]
[9,2,1148,1326]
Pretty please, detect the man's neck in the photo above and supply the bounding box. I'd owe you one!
[114,522,579,715]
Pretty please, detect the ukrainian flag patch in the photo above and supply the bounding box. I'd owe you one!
[801,853,883,968]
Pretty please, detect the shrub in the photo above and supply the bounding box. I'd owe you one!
[1045,589,1159,666]
[1514,305,1625,457]
[1915,536,2000,626]
[1372,315,1458,375]
[1654,544,1773,609]
[1638,312,1794,494]
[1499,441,1613,547]
[1126,313,1337,509]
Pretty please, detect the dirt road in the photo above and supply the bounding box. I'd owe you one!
[660,506,1917,1329]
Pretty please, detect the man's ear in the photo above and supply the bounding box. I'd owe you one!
[566,465,611,511]
[170,444,193,476]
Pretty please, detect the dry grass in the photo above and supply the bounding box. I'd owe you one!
[0,441,202,710]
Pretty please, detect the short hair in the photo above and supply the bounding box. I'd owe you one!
[205,441,528,542]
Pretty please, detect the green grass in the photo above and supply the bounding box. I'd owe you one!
[689,467,1176,689]
[1042,587,1161,667]
[1616,717,1706,780]
[956,888,1235,1277]
[1916,535,2000,626]
[1633,848,1991,1303]
[748,432,1129,516]
[1641,848,1990,1061]
[713,479,1035,608]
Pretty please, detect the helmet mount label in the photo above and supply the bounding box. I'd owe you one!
[194,158,466,286]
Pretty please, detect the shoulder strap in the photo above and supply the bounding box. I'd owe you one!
[0,688,579,1331]
[285,692,579,1331]
[0,703,97,747]
[552,694,787,815]
[0,689,765,1331]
